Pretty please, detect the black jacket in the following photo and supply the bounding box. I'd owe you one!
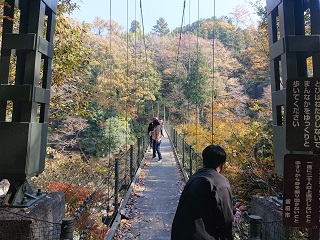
[171,168,234,240]
[147,122,154,133]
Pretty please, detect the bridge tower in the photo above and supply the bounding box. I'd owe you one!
[0,0,58,207]
[267,0,320,173]
[267,0,320,234]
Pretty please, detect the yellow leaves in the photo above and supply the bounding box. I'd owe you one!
[217,21,234,30]
[84,24,162,109]
[183,123,210,153]
[249,100,261,111]
[53,16,91,88]
[175,95,258,168]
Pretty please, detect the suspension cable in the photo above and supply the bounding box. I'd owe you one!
[124,0,129,194]
[187,0,191,122]
[139,0,153,117]
[211,0,216,144]
[195,0,200,149]
[135,0,137,71]
[139,0,148,68]
[107,0,112,217]
[182,0,190,136]
[134,0,139,121]
[174,0,186,77]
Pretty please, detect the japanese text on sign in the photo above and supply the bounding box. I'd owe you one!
[287,78,320,151]
[283,155,319,228]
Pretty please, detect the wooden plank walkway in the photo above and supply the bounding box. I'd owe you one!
[112,131,185,240]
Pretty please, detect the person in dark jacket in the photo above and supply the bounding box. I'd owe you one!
[147,117,156,151]
[171,144,235,240]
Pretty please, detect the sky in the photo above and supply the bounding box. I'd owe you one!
[71,0,257,32]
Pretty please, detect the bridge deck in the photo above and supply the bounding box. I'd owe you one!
[113,131,185,239]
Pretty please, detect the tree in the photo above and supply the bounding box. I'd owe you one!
[152,17,170,36]
[57,0,78,16]
[249,0,267,28]
[183,53,210,108]
[130,20,141,33]
[90,17,108,36]
[51,18,92,120]
[229,4,251,28]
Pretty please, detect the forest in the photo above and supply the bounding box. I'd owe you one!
[41,0,277,211]
[0,0,282,238]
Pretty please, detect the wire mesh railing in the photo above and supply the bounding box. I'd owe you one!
[166,123,264,240]
[73,135,148,239]
[0,208,61,240]
[166,124,202,178]
[1,133,148,240]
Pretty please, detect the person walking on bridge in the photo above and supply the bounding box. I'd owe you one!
[171,144,245,240]
[150,118,162,162]
[147,117,156,151]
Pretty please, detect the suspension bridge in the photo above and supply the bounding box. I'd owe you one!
[110,130,184,240]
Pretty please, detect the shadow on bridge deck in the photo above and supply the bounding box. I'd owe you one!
[111,131,185,240]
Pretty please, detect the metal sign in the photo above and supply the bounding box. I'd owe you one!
[286,78,320,151]
[283,154,320,228]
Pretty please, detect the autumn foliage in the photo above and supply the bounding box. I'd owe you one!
[24,1,284,237]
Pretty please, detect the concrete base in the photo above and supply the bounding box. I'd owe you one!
[0,192,65,240]
[250,196,285,240]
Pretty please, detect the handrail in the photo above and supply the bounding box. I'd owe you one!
[68,133,149,239]
[166,123,258,239]
[166,123,202,178]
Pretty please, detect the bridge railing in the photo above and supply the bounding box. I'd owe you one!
[166,124,202,179]
[166,124,262,240]
[70,134,148,239]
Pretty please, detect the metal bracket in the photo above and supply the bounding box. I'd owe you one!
[0,180,45,208]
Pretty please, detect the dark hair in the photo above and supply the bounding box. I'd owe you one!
[202,144,226,169]
[153,119,160,126]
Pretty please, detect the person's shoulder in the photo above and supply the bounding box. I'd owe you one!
[195,168,216,177]
[197,168,230,187]
[189,169,215,184]
[185,174,212,191]
[214,172,230,188]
